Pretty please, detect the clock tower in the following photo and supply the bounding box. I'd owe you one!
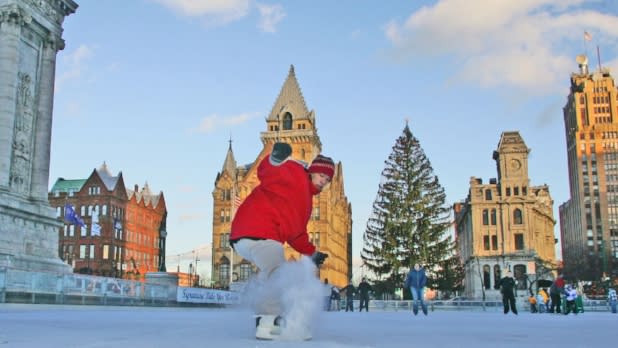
[493,131,530,196]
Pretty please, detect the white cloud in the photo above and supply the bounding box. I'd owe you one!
[191,112,260,133]
[55,44,95,91]
[149,0,251,26]
[256,3,286,33]
[384,0,618,94]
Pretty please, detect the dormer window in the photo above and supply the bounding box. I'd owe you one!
[283,112,293,130]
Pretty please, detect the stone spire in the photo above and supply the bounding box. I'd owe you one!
[221,138,237,177]
[267,64,312,122]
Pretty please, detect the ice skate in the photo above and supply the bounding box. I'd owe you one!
[254,314,284,340]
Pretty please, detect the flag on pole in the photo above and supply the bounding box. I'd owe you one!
[64,204,86,228]
[584,31,592,41]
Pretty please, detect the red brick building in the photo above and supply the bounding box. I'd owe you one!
[48,163,167,279]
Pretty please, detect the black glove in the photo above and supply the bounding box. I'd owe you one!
[311,251,328,266]
[270,142,292,165]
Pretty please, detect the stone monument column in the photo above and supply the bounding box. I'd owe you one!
[0,0,78,273]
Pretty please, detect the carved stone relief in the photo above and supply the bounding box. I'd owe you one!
[10,72,35,194]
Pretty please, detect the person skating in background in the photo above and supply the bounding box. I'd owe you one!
[229,142,334,340]
[549,274,565,314]
[358,277,373,312]
[536,288,549,313]
[563,284,578,315]
[498,270,518,315]
[528,291,538,313]
[341,281,356,312]
[405,263,428,315]
[608,288,617,314]
[329,285,341,311]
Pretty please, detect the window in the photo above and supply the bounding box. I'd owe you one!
[282,112,293,130]
[79,245,86,259]
[89,245,95,259]
[513,209,523,224]
[220,233,230,248]
[483,236,490,250]
[482,209,489,225]
[514,233,524,250]
[239,263,252,281]
[220,209,225,223]
[506,187,511,196]
[491,209,497,225]
[312,206,320,220]
[493,265,501,289]
[485,189,492,200]
[483,265,491,289]
[103,245,109,259]
[219,263,230,284]
[514,187,519,196]
[491,235,498,250]
[314,232,320,247]
[513,264,527,290]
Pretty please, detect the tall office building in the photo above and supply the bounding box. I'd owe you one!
[560,55,618,280]
[211,66,353,288]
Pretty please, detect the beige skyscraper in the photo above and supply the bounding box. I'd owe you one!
[560,54,618,280]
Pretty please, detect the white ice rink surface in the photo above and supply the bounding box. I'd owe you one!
[0,303,616,348]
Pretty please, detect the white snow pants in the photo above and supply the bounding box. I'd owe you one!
[233,239,286,314]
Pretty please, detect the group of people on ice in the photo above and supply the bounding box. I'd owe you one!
[328,277,373,312]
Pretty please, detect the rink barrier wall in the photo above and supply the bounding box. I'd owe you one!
[0,268,614,311]
[0,267,231,307]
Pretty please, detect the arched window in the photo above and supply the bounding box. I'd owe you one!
[493,265,501,289]
[485,189,492,200]
[483,265,491,289]
[513,208,523,224]
[282,112,293,130]
[513,264,527,290]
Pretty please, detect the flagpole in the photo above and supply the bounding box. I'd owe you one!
[597,45,602,72]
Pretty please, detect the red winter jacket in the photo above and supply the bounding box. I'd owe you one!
[230,156,319,256]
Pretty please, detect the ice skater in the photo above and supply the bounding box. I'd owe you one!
[405,263,428,315]
[229,142,335,340]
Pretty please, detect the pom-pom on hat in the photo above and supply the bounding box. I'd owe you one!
[308,155,335,179]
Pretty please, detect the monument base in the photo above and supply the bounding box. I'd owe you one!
[0,191,71,274]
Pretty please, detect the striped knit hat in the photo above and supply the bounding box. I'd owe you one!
[308,155,335,179]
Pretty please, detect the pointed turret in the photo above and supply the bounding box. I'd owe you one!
[222,138,237,177]
[267,64,312,123]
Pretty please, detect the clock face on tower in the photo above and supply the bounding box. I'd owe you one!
[510,159,522,170]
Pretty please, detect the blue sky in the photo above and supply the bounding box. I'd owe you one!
[50,0,618,281]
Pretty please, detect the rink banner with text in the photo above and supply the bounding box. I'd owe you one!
[176,287,241,304]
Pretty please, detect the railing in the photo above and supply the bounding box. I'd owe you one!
[327,299,614,312]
